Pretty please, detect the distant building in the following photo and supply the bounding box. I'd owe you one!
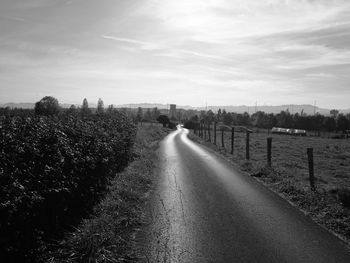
[169,104,177,119]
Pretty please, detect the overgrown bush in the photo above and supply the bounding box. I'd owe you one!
[183,120,199,130]
[0,111,136,262]
[168,121,177,129]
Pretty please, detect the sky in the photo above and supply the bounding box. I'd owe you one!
[1,0,350,109]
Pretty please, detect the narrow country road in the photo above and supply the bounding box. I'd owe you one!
[140,127,350,263]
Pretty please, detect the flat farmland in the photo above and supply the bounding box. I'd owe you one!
[218,130,350,191]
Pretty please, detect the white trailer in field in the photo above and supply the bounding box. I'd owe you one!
[271,127,306,136]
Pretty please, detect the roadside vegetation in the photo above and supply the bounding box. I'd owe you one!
[0,96,169,262]
[46,123,169,262]
[0,102,136,262]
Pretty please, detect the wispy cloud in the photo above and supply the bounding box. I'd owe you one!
[101,34,230,61]
[1,0,350,108]
[304,73,334,79]
[101,35,160,50]
[0,15,27,23]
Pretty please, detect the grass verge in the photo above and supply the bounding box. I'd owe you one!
[188,131,350,246]
[45,124,169,262]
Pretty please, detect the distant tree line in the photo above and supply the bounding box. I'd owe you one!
[184,108,350,133]
[1,99,349,133]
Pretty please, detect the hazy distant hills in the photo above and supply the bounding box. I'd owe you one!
[1,103,36,109]
[1,102,349,116]
[0,102,85,109]
[117,103,350,116]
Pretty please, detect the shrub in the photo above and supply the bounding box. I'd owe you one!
[183,120,199,130]
[157,115,170,127]
[168,122,176,129]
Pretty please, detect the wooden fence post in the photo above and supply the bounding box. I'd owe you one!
[214,123,217,145]
[307,148,315,190]
[267,137,272,167]
[246,130,250,160]
[231,127,234,154]
[221,127,225,148]
[208,124,211,142]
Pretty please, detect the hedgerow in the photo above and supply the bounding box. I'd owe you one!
[0,111,136,262]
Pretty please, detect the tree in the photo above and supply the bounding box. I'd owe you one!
[204,110,215,124]
[136,107,143,123]
[237,112,250,126]
[97,98,104,114]
[151,107,160,120]
[144,108,152,121]
[34,96,60,116]
[323,117,336,132]
[157,115,170,127]
[251,111,267,128]
[337,114,350,132]
[330,109,339,118]
[266,113,276,129]
[82,98,88,109]
[313,114,325,134]
[106,104,115,114]
[217,108,222,122]
[223,112,233,125]
[221,109,227,123]
[276,110,292,128]
[66,104,78,116]
[81,98,91,115]
[190,115,199,122]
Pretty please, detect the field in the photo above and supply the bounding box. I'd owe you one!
[200,128,350,191]
[191,128,350,243]
[222,130,350,191]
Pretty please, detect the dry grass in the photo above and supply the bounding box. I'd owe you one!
[45,123,169,263]
[190,129,350,245]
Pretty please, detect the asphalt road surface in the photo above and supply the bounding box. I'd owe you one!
[140,127,350,263]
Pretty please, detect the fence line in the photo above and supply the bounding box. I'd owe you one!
[191,123,317,190]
